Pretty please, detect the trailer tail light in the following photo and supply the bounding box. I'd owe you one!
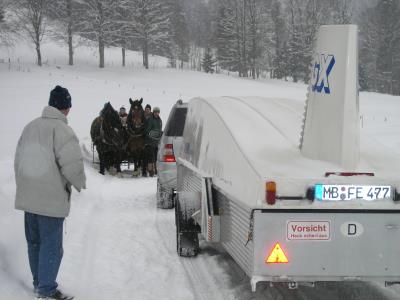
[266,181,276,205]
[163,144,176,162]
[265,243,289,264]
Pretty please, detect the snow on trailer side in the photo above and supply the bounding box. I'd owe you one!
[175,24,400,292]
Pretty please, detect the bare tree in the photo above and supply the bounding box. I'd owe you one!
[47,0,85,66]
[79,0,121,68]
[15,0,49,66]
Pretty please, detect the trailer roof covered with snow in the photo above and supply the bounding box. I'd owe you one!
[179,96,399,208]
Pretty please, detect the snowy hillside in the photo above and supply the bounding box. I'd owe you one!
[1,39,400,300]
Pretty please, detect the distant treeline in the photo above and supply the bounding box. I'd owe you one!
[0,0,399,95]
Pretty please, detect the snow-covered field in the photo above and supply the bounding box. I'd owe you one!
[1,38,400,300]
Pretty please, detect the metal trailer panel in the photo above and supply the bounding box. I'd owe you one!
[177,164,202,194]
[177,164,203,221]
[214,188,254,277]
[251,209,400,285]
[180,97,264,209]
[177,162,255,277]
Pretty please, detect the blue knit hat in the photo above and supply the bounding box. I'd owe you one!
[49,85,72,110]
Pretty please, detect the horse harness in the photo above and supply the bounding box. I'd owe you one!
[100,119,122,147]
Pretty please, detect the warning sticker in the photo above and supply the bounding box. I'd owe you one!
[287,221,330,241]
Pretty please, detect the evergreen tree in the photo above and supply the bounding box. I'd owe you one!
[285,0,331,83]
[184,0,212,70]
[331,0,353,24]
[130,0,170,69]
[213,0,273,78]
[168,0,189,68]
[214,2,239,72]
[359,0,400,94]
[214,0,250,77]
[202,47,216,73]
[247,0,267,79]
[184,0,212,48]
[270,0,287,79]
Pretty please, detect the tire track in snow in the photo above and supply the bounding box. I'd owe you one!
[155,209,230,300]
[72,178,105,299]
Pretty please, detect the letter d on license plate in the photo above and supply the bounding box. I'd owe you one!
[315,184,392,201]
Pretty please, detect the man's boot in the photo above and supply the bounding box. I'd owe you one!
[148,163,154,177]
[99,162,105,175]
[142,163,148,177]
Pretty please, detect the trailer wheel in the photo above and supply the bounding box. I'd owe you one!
[175,195,199,257]
[156,179,174,209]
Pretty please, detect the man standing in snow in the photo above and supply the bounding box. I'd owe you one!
[142,103,152,176]
[14,85,86,300]
[144,107,162,177]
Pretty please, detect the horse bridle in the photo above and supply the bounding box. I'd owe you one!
[127,106,144,137]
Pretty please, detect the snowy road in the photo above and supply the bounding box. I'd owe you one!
[76,139,400,299]
[59,158,400,300]
[2,130,400,300]
[1,38,400,299]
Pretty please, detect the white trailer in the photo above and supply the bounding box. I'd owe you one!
[174,25,400,291]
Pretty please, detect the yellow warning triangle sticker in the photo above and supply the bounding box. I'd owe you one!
[265,243,289,264]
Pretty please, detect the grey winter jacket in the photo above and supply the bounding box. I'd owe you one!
[14,106,86,218]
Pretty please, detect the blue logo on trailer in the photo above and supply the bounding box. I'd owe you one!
[315,184,323,201]
[312,54,335,94]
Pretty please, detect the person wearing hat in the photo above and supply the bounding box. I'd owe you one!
[119,106,127,118]
[141,103,153,176]
[119,106,128,127]
[14,85,86,300]
[144,104,152,120]
[144,106,162,177]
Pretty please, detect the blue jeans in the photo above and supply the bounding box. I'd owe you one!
[24,212,64,297]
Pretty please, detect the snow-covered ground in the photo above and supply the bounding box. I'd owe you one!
[1,38,400,300]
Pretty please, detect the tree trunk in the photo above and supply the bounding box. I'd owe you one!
[143,39,149,69]
[68,34,73,66]
[36,42,42,66]
[242,0,247,77]
[99,38,105,68]
[67,0,73,66]
[122,47,126,67]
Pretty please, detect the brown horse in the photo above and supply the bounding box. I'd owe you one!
[125,98,146,176]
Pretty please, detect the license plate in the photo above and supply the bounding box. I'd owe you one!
[315,184,392,201]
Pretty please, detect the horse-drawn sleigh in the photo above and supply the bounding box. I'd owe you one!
[90,98,161,177]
